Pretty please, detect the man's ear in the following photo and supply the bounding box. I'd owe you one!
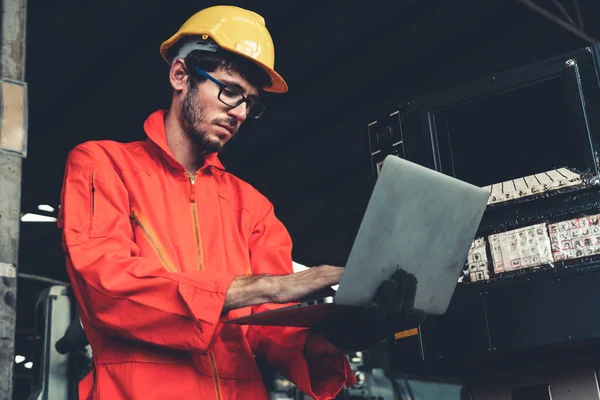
[169,59,189,93]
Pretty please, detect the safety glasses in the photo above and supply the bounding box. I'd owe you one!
[195,68,265,119]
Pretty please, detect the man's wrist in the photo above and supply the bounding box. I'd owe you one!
[223,274,278,312]
[258,275,280,303]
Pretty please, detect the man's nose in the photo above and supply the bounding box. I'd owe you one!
[227,102,248,123]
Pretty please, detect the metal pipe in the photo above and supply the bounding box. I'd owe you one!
[517,0,597,44]
[551,0,574,24]
[574,0,584,29]
[17,273,70,286]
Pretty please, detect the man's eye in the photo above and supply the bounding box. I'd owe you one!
[221,87,242,100]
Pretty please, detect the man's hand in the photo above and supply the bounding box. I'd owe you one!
[269,265,343,303]
[223,265,343,313]
[317,269,426,352]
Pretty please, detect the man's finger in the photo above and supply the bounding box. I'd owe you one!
[386,271,409,324]
[390,269,408,283]
[393,309,426,331]
[372,279,397,323]
[389,272,418,326]
[402,273,418,311]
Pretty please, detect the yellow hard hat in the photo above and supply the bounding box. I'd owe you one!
[160,5,287,93]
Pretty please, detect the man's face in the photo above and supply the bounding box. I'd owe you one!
[181,67,259,153]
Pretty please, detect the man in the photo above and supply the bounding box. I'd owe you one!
[58,5,421,400]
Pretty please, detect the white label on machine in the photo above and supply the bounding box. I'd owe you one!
[465,237,489,282]
[484,168,583,205]
[549,213,600,262]
[489,223,553,273]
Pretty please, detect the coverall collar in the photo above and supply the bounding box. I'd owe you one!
[144,109,226,173]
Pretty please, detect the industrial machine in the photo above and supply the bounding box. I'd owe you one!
[368,44,600,398]
[12,285,91,400]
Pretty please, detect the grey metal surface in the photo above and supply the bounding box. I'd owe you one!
[29,285,71,400]
[45,286,70,400]
[335,155,489,314]
[470,364,600,400]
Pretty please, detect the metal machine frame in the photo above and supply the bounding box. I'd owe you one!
[368,45,600,397]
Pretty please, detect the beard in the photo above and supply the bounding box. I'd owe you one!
[181,83,234,154]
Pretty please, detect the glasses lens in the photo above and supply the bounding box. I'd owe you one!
[219,86,244,107]
[218,85,265,119]
[247,103,265,119]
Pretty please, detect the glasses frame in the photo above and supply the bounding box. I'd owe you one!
[194,68,265,119]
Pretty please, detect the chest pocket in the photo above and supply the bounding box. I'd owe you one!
[61,168,119,247]
[130,205,179,273]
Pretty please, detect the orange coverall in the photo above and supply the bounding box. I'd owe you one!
[58,109,356,399]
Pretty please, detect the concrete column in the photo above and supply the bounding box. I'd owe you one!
[0,0,27,398]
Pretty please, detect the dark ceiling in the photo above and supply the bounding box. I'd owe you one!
[14,0,600,330]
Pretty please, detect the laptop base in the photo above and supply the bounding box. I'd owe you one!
[225,303,356,327]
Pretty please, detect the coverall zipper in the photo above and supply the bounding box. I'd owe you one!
[130,210,177,273]
[189,175,205,271]
[189,173,222,400]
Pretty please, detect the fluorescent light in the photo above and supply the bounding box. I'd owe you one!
[21,213,57,222]
[24,362,33,369]
[37,204,55,212]
[15,355,25,364]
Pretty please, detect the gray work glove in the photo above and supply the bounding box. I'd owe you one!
[319,269,425,352]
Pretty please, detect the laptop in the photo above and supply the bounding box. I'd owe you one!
[225,155,490,327]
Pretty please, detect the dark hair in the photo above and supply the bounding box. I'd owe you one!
[182,49,271,92]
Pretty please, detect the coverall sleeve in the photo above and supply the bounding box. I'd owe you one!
[58,143,235,353]
[245,199,357,400]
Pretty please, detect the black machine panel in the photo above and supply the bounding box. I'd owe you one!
[484,270,600,351]
[430,71,595,188]
[367,111,405,179]
[420,286,490,359]
[406,47,600,188]
[369,45,600,379]
[389,285,490,375]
